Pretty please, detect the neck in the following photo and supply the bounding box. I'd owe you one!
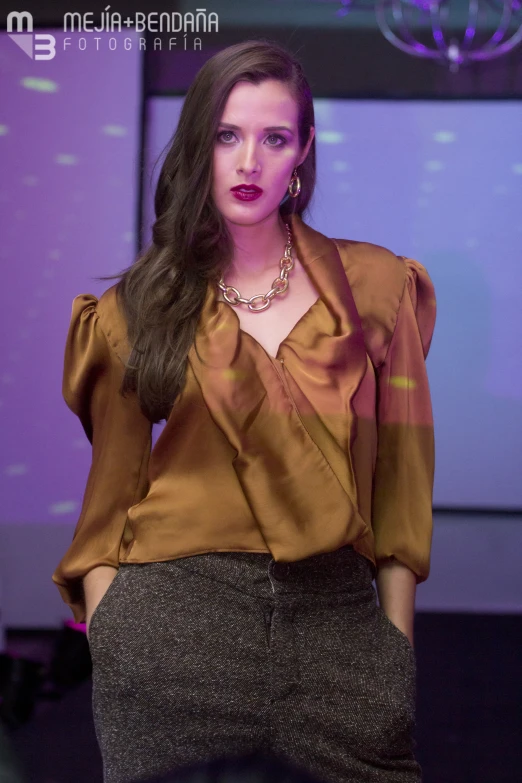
[225,212,292,281]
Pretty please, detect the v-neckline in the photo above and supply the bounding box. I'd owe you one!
[190,213,362,375]
[217,289,323,363]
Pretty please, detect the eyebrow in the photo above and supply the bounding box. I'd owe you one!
[218,122,294,134]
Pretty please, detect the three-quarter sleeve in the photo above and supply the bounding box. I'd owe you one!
[371,258,437,583]
[52,294,152,622]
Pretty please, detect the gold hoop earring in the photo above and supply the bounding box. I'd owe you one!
[288,167,301,198]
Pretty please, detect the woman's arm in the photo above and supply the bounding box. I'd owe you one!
[371,256,437,637]
[52,291,152,624]
[376,558,416,647]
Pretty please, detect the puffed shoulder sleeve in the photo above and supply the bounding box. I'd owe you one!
[51,294,152,623]
[371,258,437,583]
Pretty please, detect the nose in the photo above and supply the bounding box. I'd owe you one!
[236,140,259,176]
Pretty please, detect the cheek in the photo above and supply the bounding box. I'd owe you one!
[271,148,297,179]
[279,144,298,162]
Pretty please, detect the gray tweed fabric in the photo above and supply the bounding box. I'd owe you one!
[88,545,421,783]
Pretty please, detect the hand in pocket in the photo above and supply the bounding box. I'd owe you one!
[84,567,120,641]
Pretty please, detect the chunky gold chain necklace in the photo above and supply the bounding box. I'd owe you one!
[217,222,294,313]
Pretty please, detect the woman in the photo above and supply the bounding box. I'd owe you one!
[53,40,436,783]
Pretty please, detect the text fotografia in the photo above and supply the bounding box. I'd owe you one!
[63,37,205,51]
[63,7,218,33]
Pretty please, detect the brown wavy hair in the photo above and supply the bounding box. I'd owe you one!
[96,39,317,423]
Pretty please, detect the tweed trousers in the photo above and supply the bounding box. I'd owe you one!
[88,544,422,783]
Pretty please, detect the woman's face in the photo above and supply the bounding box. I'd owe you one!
[212,79,314,226]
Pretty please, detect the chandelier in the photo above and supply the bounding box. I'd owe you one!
[313,0,522,71]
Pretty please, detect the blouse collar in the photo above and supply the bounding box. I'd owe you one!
[189,212,368,386]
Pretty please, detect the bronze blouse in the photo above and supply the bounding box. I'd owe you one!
[52,213,437,623]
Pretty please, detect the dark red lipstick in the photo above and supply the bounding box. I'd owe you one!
[230,184,263,202]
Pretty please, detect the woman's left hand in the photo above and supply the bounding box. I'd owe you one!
[376,559,416,650]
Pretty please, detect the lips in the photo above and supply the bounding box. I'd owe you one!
[231,184,263,193]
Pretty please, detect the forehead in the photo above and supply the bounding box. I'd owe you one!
[221,80,298,125]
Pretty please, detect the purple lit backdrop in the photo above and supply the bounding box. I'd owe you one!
[0,31,141,527]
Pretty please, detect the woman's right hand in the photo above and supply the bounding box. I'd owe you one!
[84,565,119,640]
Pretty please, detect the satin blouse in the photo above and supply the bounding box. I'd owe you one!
[52,213,437,624]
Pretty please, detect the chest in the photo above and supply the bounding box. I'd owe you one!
[218,260,321,359]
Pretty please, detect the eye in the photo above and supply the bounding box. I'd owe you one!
[217,130,235,144]
[216,130,287,147]
[266,133,287,147]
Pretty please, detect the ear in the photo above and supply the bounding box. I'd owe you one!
[298,126,315,167]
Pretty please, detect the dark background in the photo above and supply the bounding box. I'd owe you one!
[1,0,522,97]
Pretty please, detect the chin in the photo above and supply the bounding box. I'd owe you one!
[222,209,270,227]
[234,204,280,221]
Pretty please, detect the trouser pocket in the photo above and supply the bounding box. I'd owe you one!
[87,567,125,643]
[376,603,416,668]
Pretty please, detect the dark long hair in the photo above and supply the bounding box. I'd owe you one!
[96,39,317,423]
